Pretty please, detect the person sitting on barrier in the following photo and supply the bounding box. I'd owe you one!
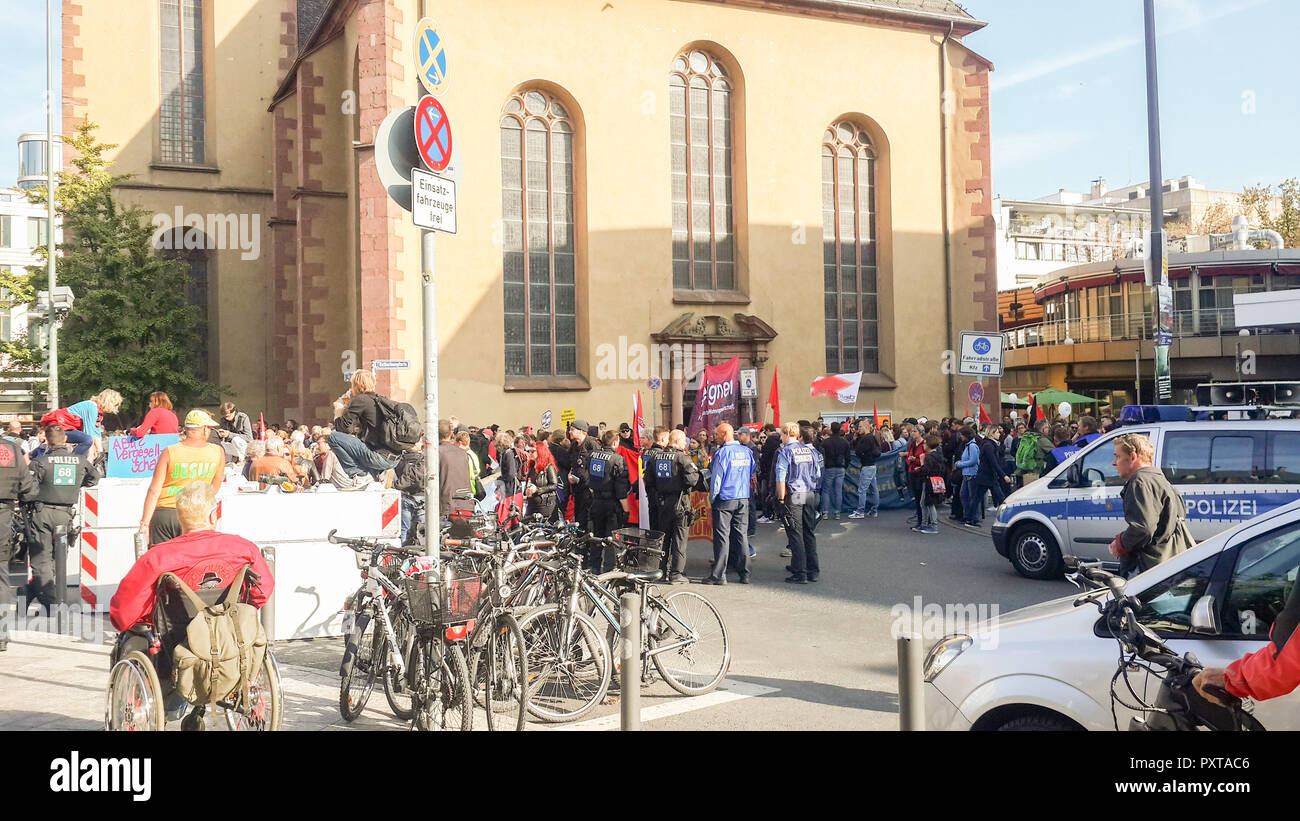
[139,411,227,546]
[248,434,308,490]
[51,389,122,459]
[130,392,179,438]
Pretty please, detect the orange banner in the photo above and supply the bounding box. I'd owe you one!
[688,491,713,540]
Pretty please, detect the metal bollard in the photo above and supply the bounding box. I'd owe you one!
[896,633,926,731]
[260,546,276,642]
[53,524,67,634]
[133,532,148,560]
[619,590,641,731]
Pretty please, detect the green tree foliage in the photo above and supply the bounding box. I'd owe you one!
[1239,180,1299,250]
[26,123,224,420]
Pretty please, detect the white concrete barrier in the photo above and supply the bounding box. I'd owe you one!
[78,478,402,641]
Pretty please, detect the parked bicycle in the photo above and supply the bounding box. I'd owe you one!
[330,530,471,731]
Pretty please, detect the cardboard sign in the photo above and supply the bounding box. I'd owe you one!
[560,408,576,429]
[107,433,180,479]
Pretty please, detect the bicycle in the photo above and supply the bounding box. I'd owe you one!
[330,531,471,730]
[1065,556,1265,731]
[442,534,539,731]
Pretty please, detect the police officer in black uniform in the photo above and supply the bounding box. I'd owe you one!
[23,426,99,611]
[566,419,597,532]
[642,427,671,532]
[585,430,629,572]
[649,429,699,585]
[0,434,35,650]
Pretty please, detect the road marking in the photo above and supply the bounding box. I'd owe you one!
[550,680,780,731]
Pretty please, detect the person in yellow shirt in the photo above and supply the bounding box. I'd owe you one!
[139,410,226,546]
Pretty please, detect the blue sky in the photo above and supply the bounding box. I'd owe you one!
[0,0,1295,198]
[964,0,1299,199]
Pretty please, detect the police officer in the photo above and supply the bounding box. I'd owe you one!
[566,419,597,532]
[775,423,823,584]
[0,433,36,650]
[585,430,629,572]
[642,427,671,532]
[703,422,755,585]
[650,429,700,585]
[23,426,99,612]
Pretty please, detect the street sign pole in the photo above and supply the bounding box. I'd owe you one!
[422,229,439,562]
[1144,0,1171,403]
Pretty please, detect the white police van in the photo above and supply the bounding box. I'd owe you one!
[992,408,1300,579]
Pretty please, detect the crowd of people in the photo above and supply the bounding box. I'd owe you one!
[2,369,1131,620]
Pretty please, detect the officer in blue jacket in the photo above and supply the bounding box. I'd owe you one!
[701,422,755,585]
[775,423,823,584]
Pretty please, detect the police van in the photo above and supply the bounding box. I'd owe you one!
[992,407,1300,579]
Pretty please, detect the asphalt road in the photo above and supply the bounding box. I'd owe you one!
[278,507,1075,730]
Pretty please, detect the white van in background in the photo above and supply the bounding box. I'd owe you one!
[991,418,1300,579]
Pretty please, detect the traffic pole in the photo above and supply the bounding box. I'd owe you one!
[422,228,440,568]
[619,590,641,730]
[260,546,276,641]
[896,632,925,731]
[45,0,58,410]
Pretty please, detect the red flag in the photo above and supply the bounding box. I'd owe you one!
[259,413,266,441]
[978,404,992,426]
[872,401,879,428]
[964,400,970,420]
[1027,393,1044,423]
[632,392,649,528]
[768,367,781,427]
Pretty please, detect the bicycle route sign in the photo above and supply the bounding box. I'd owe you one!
[958,331,1006,377]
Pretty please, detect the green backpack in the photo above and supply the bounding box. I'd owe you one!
[1015,432,1043,473]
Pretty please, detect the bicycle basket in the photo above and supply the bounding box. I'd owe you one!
[612,528,665,571]
[403,561,483,625]
[447,510,493,539]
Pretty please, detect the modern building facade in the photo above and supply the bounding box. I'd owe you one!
[999,249,1300,410]
[64,0,999,425]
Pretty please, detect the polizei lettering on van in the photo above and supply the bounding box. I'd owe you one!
[1186,497,1258,519]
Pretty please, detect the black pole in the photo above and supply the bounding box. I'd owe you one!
[1144,0,1172,404]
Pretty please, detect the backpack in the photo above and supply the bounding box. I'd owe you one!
[1015,432,1043,473]
[371,395,423,453]
[166,566,268,713]
[40,408,84,431]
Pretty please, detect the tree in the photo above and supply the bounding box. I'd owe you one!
[25,123,224,420]
[1237,181,1299,249]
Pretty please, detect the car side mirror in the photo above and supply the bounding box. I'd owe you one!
[1083,468,1106,488]
[1190,595,1220,636]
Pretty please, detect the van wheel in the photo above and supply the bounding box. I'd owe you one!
[995,713,1079,731]
[1009,524,1062,580]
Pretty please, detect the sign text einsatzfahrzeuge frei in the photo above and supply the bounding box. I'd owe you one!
[412,168,457,234]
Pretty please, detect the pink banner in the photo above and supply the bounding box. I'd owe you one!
[687,356,740,435]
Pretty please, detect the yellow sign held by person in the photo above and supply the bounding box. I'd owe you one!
[560,408,576,429]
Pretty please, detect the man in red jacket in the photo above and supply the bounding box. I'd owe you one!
[110,481,273,633]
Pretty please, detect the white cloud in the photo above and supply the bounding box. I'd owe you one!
[990,0,1275,93]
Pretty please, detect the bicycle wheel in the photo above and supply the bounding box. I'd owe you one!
[338,603,379,721]
[411,634,471,731]
[223,651,283,731]
[481,612,529,731]
[383,609,415,720]
[650,590,730,696]
[516,604,611,723]
[105,651,165,732]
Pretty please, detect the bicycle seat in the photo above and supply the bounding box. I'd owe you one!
[621,567,664,583]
